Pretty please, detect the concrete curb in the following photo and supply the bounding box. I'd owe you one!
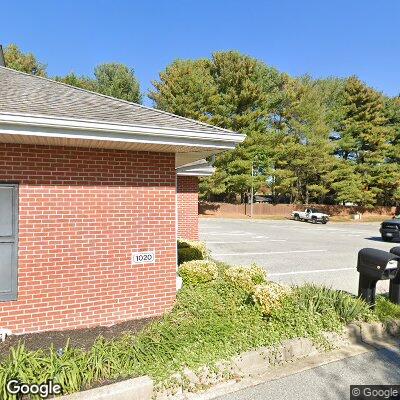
[155,321,400,399]
[231,337,319,378]
[59,376,153,400]
[154,337,332,399]
[347,320,400,345]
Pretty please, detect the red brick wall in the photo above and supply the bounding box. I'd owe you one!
[177,176,199,240]
[0,143,177,334]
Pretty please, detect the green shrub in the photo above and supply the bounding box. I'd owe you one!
[293,284,374,324]
[178,247,203,264]
[223,264,267,293]
[177,240,208,265]
[179,260,218,286]
[253,282,291,315]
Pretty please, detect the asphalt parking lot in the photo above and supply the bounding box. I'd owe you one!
[200,218,399,294]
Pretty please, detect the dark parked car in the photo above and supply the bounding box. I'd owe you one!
[253,195,273,203]
[380,219,400,242]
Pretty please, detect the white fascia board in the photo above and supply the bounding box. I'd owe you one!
[177,170,215,177]
[0,113,245,150]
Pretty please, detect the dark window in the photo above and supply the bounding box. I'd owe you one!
[0,184,18,301]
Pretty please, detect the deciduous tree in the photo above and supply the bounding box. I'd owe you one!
[94,63,141,103]
[3,44,47,76]
[55,63,142,103]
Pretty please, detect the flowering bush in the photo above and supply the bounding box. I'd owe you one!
[178,260,218,286]
[223,264,267,293]
[253,282,291,315]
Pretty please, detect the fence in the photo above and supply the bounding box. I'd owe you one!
[199,202,396,218]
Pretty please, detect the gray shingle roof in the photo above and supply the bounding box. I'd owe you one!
[0,66,231,134]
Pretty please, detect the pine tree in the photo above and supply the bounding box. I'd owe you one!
[383,97,400,203]
[151,54,397,206]
[385,97,400,163]
[270,77,336,204]
[150,59,218,123]
[150,51,286,200]
[334,77,391,206]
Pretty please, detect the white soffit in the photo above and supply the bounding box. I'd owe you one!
[0,113,245,158]
[176,159,216,176]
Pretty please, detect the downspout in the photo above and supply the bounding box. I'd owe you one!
[175,171,182,290]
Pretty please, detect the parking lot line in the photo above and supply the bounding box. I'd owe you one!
[270,267,353,276]
[214,249,327,256]
[206,239,286,244]
[207,232,252,236]
[207,240,262,244]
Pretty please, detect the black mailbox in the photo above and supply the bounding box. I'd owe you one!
[390,246,400,257]
[357,248,400,307]
[389,247,400,304]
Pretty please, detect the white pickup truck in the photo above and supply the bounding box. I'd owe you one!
[291,208,329,224]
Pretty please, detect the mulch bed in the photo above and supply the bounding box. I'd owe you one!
[0,316,157,360]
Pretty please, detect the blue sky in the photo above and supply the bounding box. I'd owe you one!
[3,1,399,105]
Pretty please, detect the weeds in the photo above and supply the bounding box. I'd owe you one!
[375,296,400,322]
[294,284,374,324]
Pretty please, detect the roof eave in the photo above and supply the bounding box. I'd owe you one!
[0,112,245,152]
[177,169,215,177]
[176,159,216,177]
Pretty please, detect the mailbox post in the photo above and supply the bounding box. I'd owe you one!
[357,248,400,308]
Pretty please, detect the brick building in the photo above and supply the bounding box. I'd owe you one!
[0,66,244,334]
[176,160,215,241]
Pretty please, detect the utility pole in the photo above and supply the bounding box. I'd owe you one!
[250,161,254,218]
